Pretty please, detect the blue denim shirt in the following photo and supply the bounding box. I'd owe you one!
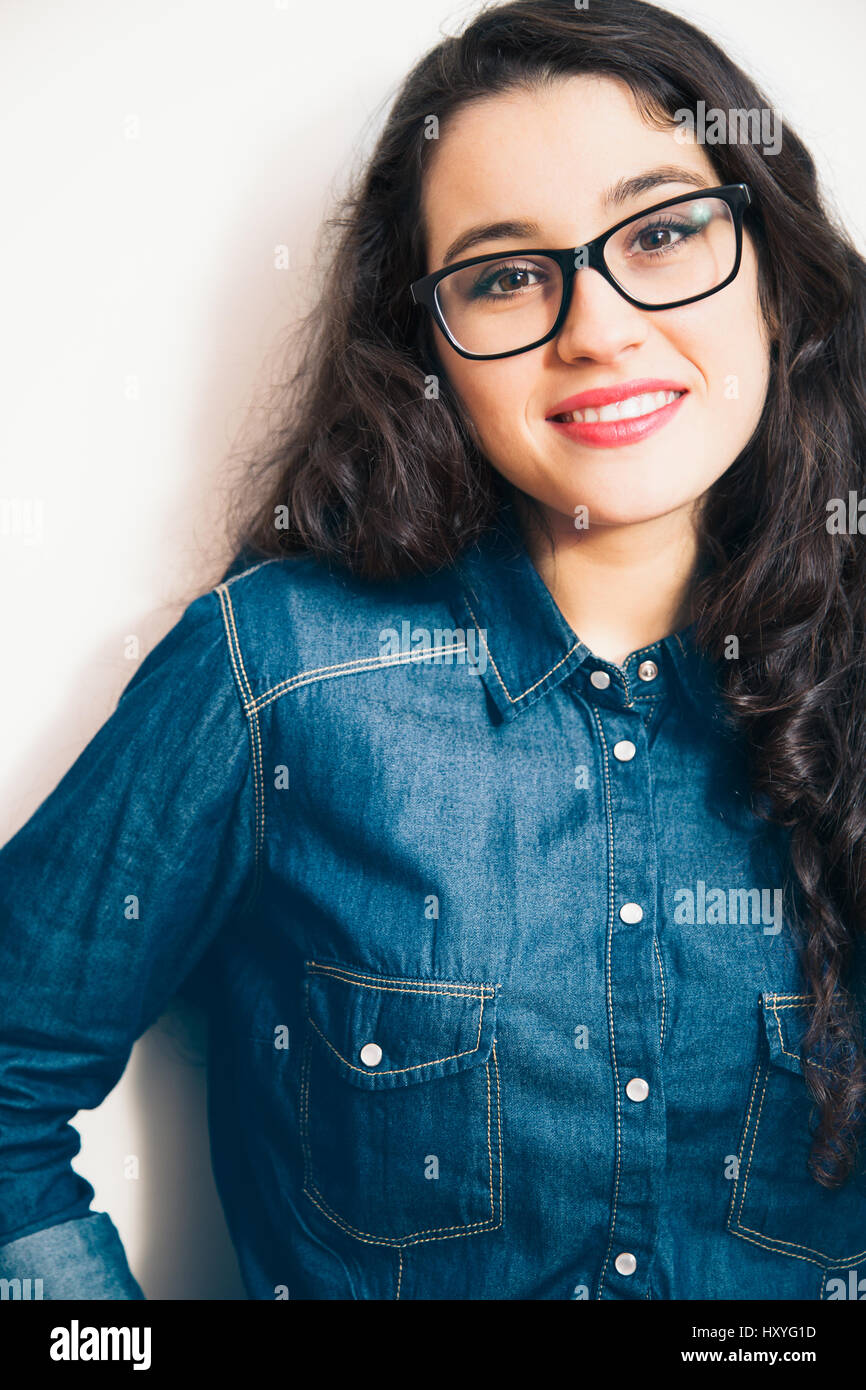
[1,499,865,1301]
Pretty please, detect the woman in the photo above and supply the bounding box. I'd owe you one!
[1,0,864,1301]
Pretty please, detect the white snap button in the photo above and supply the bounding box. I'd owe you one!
[637,660,658,682]
[615,1252,637,1276]
[590,670,610,689]
[613,740,636,762]
[626,1077,650,1102]
[359,1042,383,1067]
[619,902,643,924]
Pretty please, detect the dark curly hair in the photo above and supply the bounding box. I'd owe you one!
[221,0,866,1187]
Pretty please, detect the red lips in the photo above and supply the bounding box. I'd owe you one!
[546,380,689,449]
[547,379,689,419]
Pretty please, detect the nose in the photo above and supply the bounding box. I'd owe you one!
[552,265,650,363]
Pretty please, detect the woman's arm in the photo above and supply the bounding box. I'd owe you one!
[0,1211,144,1299]
[0,586,258,1298]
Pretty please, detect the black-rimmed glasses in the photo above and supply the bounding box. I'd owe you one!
[410,183,752,361]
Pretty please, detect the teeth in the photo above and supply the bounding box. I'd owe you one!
[557,390,682,424]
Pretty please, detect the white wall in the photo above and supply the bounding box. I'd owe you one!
[1,0,863,1298]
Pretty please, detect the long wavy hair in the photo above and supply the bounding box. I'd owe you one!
[223,0,866,1187]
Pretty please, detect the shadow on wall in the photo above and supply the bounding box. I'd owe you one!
[134,1004,248,1299]
[73,1000,248,1300]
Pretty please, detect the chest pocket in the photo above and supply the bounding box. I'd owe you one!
[727,993,866,1269]
[300,959,503,1246]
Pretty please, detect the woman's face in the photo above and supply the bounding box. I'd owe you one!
[420,76,772,532]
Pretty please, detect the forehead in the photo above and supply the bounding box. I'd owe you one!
[421,75,718,261]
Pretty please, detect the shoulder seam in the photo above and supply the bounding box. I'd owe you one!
[214,565,473,713]
[221,558,279,588]
[215,583,264,908]
[250,643,469,713]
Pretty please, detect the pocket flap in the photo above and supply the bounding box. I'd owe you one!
[761,992,851,1082]
[303,959,499,1090]
[729,990,866,1268]
[760,993,810,1076]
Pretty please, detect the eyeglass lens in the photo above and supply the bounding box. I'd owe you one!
[434,195,737,355]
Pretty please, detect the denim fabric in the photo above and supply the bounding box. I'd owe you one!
[0,1213,143,1299]
[1,497,865,1301]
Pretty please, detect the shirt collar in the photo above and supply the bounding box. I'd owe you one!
[444,498,726,728]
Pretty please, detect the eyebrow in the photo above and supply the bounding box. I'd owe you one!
[439,165,710,266]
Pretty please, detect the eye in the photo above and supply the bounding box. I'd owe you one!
[470,260,549,298]
[626,217,696,257]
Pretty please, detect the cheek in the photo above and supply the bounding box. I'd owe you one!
[445,355,537,447]
[713,309,770,417]
[715,263,771,405]
[681,287,770,420]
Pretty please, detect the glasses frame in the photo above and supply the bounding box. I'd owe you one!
[410,183,752,361]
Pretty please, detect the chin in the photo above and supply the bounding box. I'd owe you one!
[564,494,684,525]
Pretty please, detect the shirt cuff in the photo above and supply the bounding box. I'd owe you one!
[0,1211,145,1299]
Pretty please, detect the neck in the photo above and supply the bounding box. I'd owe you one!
[514,496,699,668]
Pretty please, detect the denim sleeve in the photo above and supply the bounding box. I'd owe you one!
[0,1212,144,1299]
[0,587,256,1295]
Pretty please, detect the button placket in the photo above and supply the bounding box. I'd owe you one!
[588,689,664,1300]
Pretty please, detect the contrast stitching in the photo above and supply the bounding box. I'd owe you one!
[462,593,580,704]
[771,1003,798,1063]
[590,705,621,1300]
[266,646,459,690]
[492,1041,503,1226]
[306,960,497,993]
[732,1061,866,1266]
[212,576,582,718]
[305,988,487,1076]
[218,582,255,701]
[653,936,667,1052]
[222,583,265,872]
[249,705,264,877]
[216,583,264,891]
[736,1064,770,1233]
[629,639,665,661]
[485,1038,494,1221]
[729,1061,762,1227]
[223,558,277,587]
[620,664,633,707]
[767,1006,845,1078]
[770,999,843,1078]
[395,1251,403,1301]
[728,1225,848,1268]
[309,978,492,1000]
[250,644,469,714]
[461,596,511,702]
[304,1195,500,1246]
[299,1030,503,1245]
